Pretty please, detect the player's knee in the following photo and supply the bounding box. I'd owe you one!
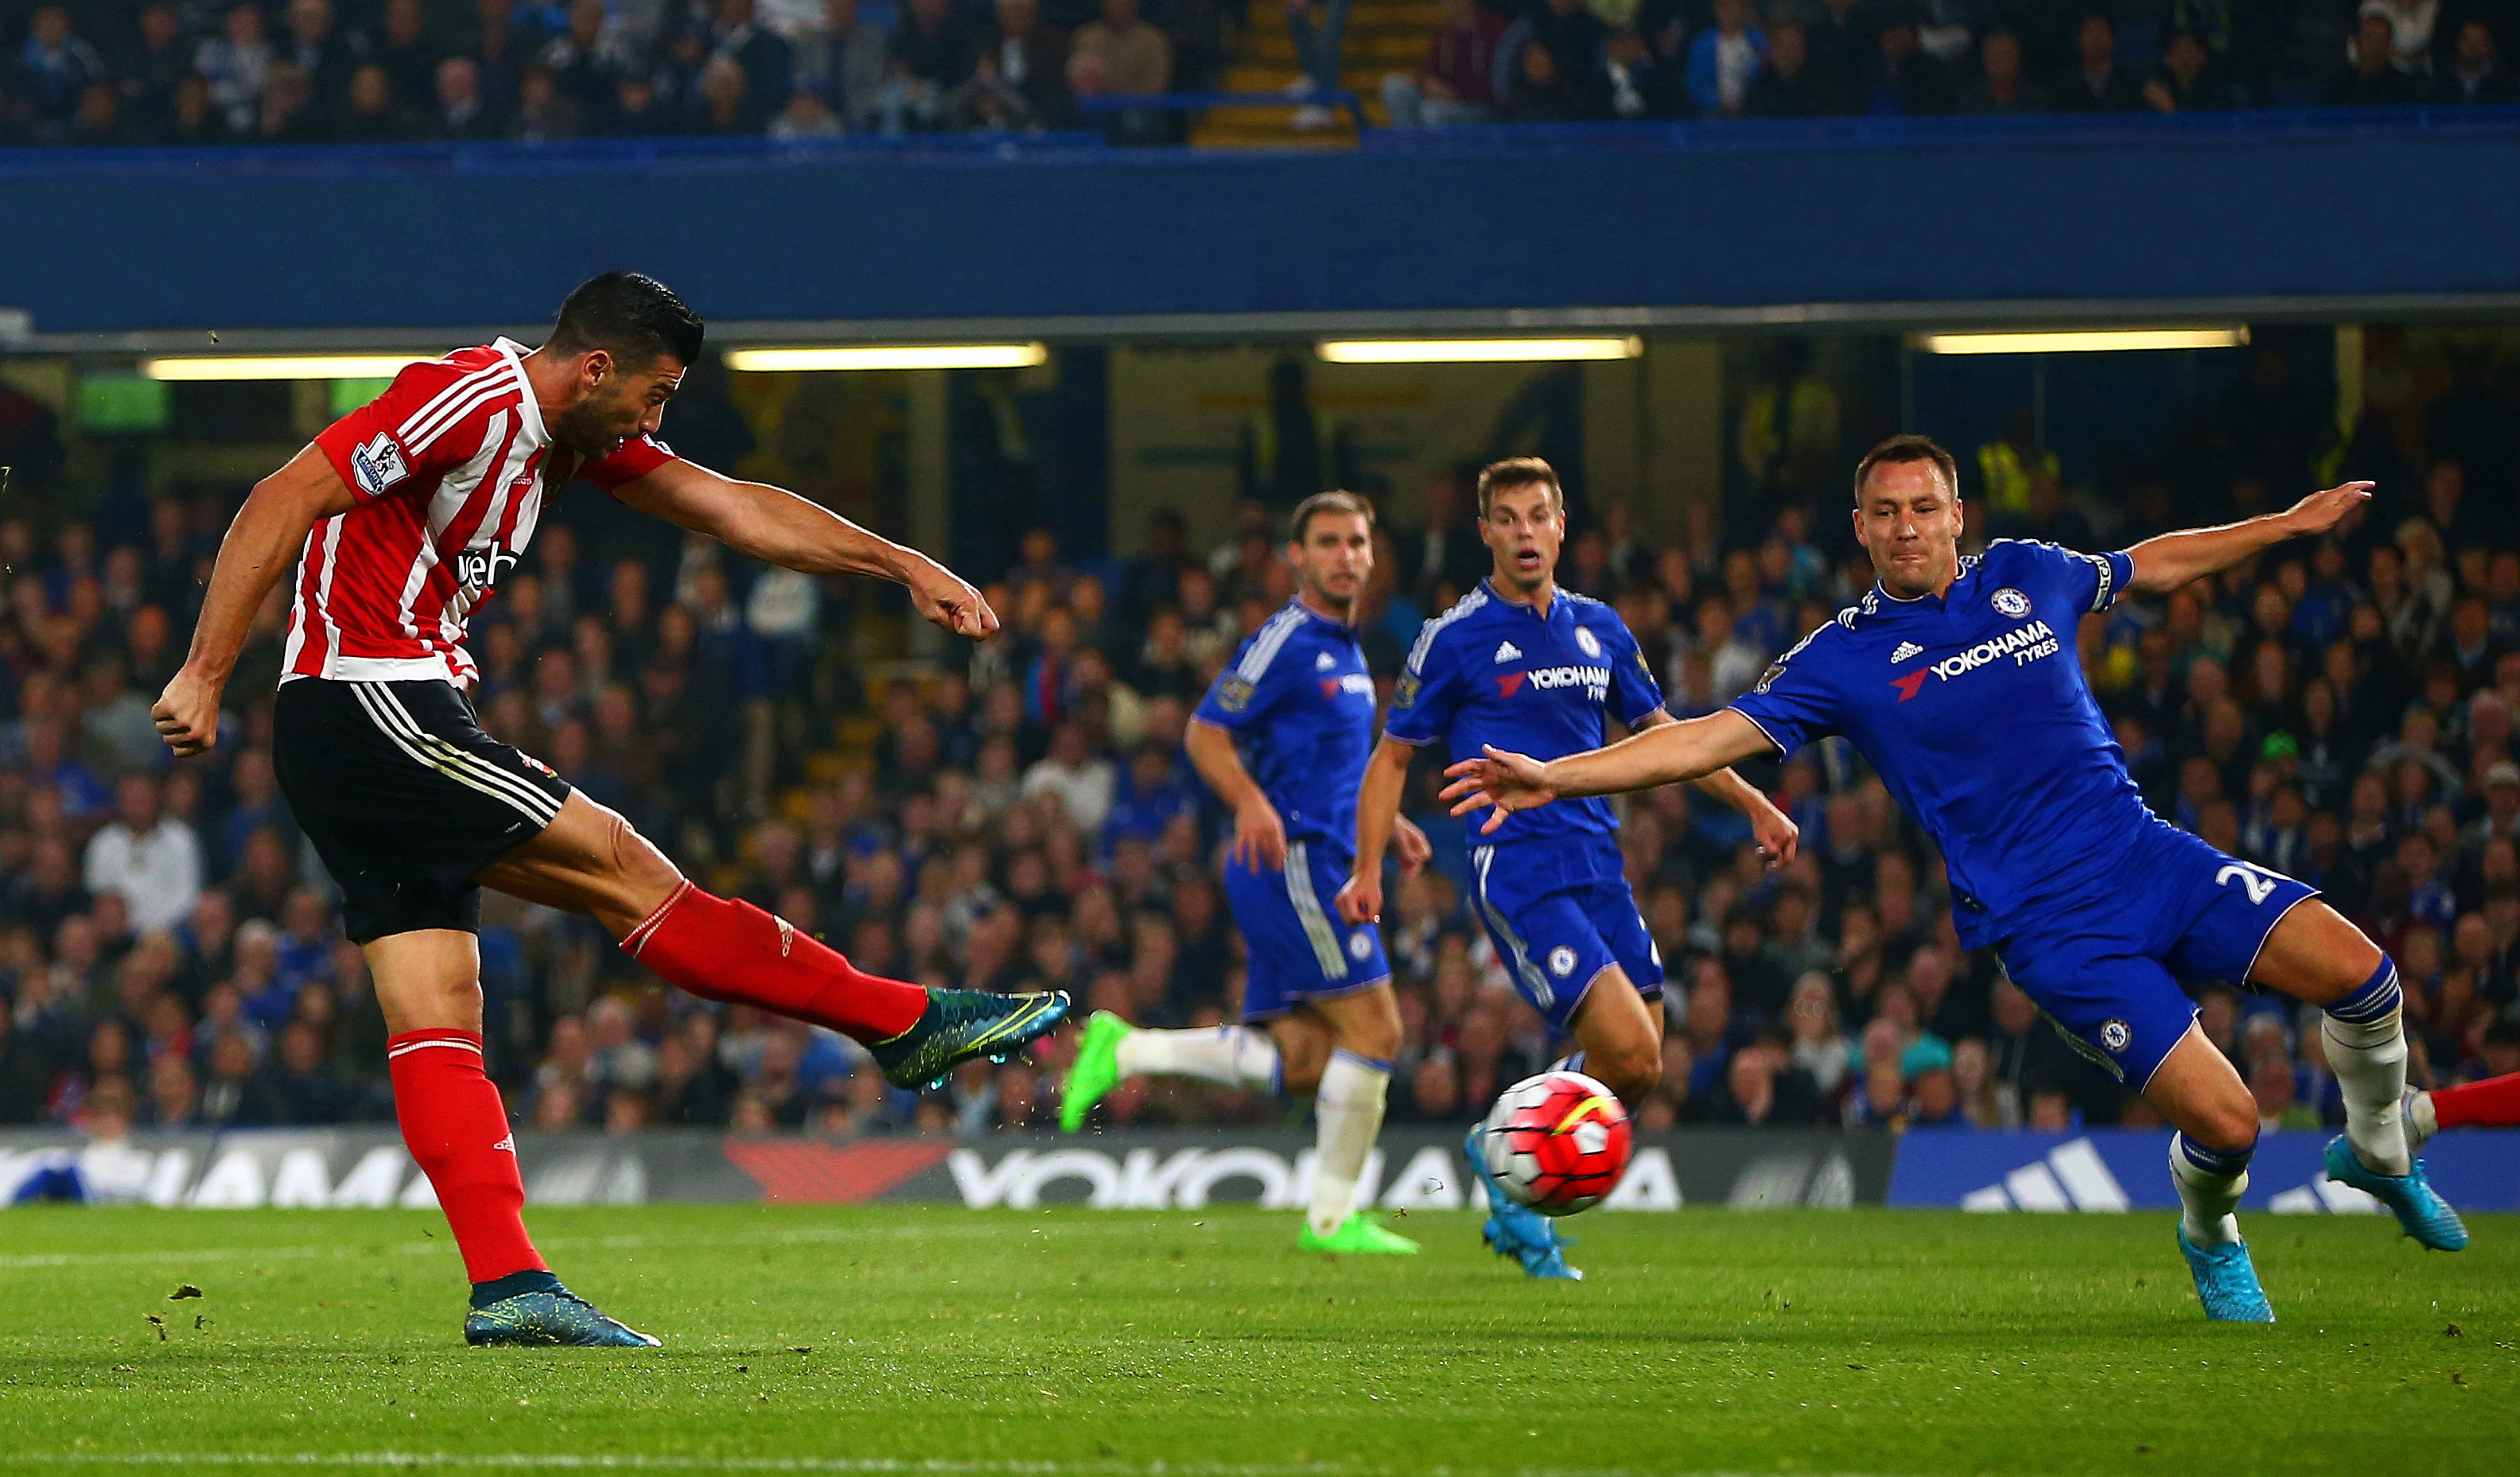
[1596,1040,1661,1106]
[601,807,682,892]
[2192,1090,2260,1157]
[1340,993,1404,1063]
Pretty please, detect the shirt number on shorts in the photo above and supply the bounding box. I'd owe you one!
[2215,861,2279,906]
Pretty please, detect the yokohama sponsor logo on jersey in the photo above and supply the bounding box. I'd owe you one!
[1929,620,2058,681]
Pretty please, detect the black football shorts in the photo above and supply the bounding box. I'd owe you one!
[271,677,572,943]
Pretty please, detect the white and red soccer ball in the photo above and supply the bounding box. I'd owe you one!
[1480,1070,1633,1215]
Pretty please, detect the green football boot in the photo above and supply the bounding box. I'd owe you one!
[1297,1213,1420,1255]
[1060,1010,1134,1132]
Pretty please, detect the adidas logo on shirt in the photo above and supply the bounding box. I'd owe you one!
[1892,641,1923,664]
[1494,641,1522,663]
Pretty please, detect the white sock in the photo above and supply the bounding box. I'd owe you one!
[1309,1050,1391,1238]
[1114,1025,1281,1092]
[2405,1088,2438,1155]
[2169,1133,2250,1246]
[2323,1003,2411,1177]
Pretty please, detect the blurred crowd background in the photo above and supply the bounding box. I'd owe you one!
[3,328,2520,1143]
[1,0,2514,150]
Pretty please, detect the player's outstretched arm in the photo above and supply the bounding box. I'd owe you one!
[2125,480,2372,595]
[1439,709,1775,835]
[154,445,360,757]
[1628,709,1799,867]
[1336,736,1417,923]
[614,461,998,639]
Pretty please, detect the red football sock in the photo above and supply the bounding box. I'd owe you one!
[2429,1071,2520,1131]
[387,1030,544,1285]
[622,882,927,1043]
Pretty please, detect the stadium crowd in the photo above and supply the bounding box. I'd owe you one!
[3,340,2520,1143]
[0,0,2513,147]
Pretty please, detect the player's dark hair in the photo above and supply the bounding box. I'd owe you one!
[548,272,705,369]
[1853,434,1961,504]
[1476,457,1563,519]
[1289,490,1374,543]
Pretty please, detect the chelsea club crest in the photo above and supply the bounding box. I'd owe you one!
[1992,587,2032,618]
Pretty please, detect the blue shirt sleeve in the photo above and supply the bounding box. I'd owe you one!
[1382,620,1464,746]
[1725,625,1843,757]
[1605,617,1666,727]
[1194,632,1294,733]
[2004,539,2135,615]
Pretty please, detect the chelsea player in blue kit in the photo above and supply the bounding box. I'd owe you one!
[1445,436,2468,1320]
[1062,492,1431,1255]
[1343,459,1799,1279]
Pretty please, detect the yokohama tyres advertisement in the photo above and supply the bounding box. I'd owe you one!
[0,1128,1893,1211]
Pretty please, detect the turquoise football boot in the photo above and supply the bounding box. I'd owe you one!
[1461,1125,1581,1281]
[2322,1135,2468,1251]
[2177,1230,2275,1323]
[870,989,1071,1090]
[465,1285,661,1347]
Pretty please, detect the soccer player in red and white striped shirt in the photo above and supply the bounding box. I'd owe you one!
[153,273,1069,1347]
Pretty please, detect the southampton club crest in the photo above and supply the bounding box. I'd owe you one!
[1993,587,2032,618]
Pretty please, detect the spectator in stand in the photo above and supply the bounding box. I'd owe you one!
[2052,11,2145,111]
[1069,0,1170,95]
[515,62,583,138]
[544,0,635,122]
[797,0,889,130]
[17,5,107,143]
[339,62,408,139]
[886,0,980,130]
[1684,0,1767,119]
[67,80,142,145]
[2359,0,2439,76]
[430,55,505,138]
[1804,0,1875,103]
[1284,0,1351,131]
[117,3,196,135]
[2436,19,2514,102]
[1499,0,1610,121]
[196,0,277,134]
[689,52,760,130]
[1958,23,2045,113]
[961,0,1075,130]
[372,0,446,118]
[714,0,796,121]
[2146,26,2234,111]
[1861,8,1954,115]
[1745,21,1847,116]
[83,775,201,936]
[283,0,362,119]
[1380,0,1506,129]
[2329,10,2425,103]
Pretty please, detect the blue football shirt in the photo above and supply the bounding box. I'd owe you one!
[1384,580,1666,851]
[1193,600,1379,853]
[1728,539,2150,947]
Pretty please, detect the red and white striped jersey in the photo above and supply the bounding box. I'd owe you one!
[291,337,674,687]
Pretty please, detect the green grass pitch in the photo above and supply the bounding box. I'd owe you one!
[0,1205,2511,1476]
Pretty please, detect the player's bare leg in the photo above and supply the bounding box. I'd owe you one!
[2250,900,2466,1249]
[477,791,1068,1087]
[366,927,659,1347]
[1565,966,1660,1107]
[2141,1023,2275,1321]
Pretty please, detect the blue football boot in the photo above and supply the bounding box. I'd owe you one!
[870,989,1071,1090]
[465,1285,661,1347]
[1461,1125,1581,1281]
[2322,1135,2469,1251]
[2177,1230,2275,1323]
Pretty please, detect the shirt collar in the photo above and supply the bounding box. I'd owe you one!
[1480,576,1561,620]
[492,336,550,445]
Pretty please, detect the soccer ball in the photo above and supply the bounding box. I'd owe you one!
[1480,1070,1633,1215]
